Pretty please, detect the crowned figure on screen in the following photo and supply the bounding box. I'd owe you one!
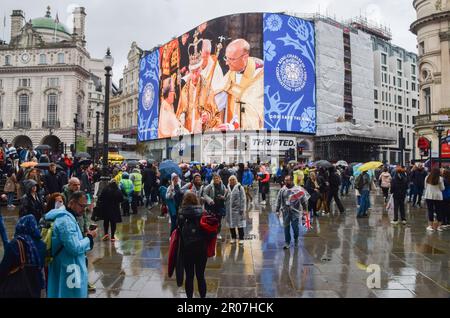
[176,34,222,134]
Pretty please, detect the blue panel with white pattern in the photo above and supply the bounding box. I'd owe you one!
[263,13,316,134]
[138,50,160,141]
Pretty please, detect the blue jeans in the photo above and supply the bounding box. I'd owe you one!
[7,192,14,206]
[340,179,350,195]
[0,214,8,248]
[408,184,415,201]
[357,190,370,216]
[283,212,299,244]
[412,186,424,206]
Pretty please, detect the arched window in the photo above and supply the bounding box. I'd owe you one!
[18,94,29,124]
[39,54,47,64]
[57,53,65,64]
[47,94,58,126]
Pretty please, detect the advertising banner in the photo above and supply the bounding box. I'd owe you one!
[138,50,160,141]
[138,12,316,142]
[263,13,316,133]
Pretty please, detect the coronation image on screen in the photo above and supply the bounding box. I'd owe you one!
[138,13,316,141]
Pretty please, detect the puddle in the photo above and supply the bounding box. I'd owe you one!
[415,244,446,255]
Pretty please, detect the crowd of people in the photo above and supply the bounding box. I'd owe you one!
[0,141,449,298]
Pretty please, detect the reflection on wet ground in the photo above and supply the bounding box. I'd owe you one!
[1,186,449,298]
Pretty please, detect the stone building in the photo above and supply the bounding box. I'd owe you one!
[0,6,104,154]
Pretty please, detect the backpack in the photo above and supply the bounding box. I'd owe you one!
[40,219,64,266]
[355,174,365,191]
[180,215,202,246]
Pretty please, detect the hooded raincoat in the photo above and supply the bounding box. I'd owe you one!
[45,208,92,298]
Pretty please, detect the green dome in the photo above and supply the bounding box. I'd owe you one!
[31,17,71,35]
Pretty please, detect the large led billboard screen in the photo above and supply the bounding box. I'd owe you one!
[138,13,316,142]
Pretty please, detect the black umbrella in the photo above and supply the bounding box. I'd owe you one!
[35,145,52,151]
[79,159,92,166]
[126,160,139,167]
[314,160,333,168]
[75,152,91,158]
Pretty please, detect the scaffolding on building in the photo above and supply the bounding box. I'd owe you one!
[347,16,392,41]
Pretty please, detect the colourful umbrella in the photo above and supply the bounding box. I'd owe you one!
[20,161,38,168]
[358,161,383,172]
[353,163,374,178]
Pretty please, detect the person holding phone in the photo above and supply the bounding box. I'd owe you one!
[202,174,228,240]
[166,173,183,234]
[45,191,97,298]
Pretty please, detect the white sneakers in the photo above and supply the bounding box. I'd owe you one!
[261,200,266,205]
[427,225,448,232]
[229,239,244,245]
[391,220,399,225]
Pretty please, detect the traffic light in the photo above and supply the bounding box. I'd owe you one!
[298,146,303,157]
[70,144,75,154]
[289,148,295,160]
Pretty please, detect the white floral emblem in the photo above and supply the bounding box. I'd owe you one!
[276,54,307,92]
[265,14,283,32]
[142,83,155,110]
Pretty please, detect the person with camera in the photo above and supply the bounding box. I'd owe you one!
[45,191,97,298]
[202,174,228,240]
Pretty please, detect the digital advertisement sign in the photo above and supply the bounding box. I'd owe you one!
[138,12,316,142]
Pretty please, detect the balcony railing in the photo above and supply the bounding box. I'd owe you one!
[14,120,31,129]
[414,113,450,127]
[42,120,60,128]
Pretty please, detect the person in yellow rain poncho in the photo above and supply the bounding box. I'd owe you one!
[293,167,305,187]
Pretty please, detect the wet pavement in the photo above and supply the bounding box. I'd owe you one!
[1,185,449,298]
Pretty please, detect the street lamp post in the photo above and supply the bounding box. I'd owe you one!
[237,100,246,163]
[95,111,100,163]
[102,48,113,176]
[73,114,78,155]
[435,123,445,169]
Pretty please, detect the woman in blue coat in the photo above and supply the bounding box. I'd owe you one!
[45,191,95,298]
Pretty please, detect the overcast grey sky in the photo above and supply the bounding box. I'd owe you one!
[1,0,418,83]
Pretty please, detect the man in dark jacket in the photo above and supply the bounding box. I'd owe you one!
[410,164,427,208]
[219,165,231,188]
[142,163,157,209]
[44,163,63,196]
[340,166,352,196]
[390,167,408,225]
[327,167,345,214]
[79,165,92,201]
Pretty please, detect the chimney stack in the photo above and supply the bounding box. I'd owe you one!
[10,10,25,40]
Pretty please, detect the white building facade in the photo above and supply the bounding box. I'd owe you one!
[372,37,419,165]
[109,42,142,151]
[0,6,104,154]
[309,15,396,162]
